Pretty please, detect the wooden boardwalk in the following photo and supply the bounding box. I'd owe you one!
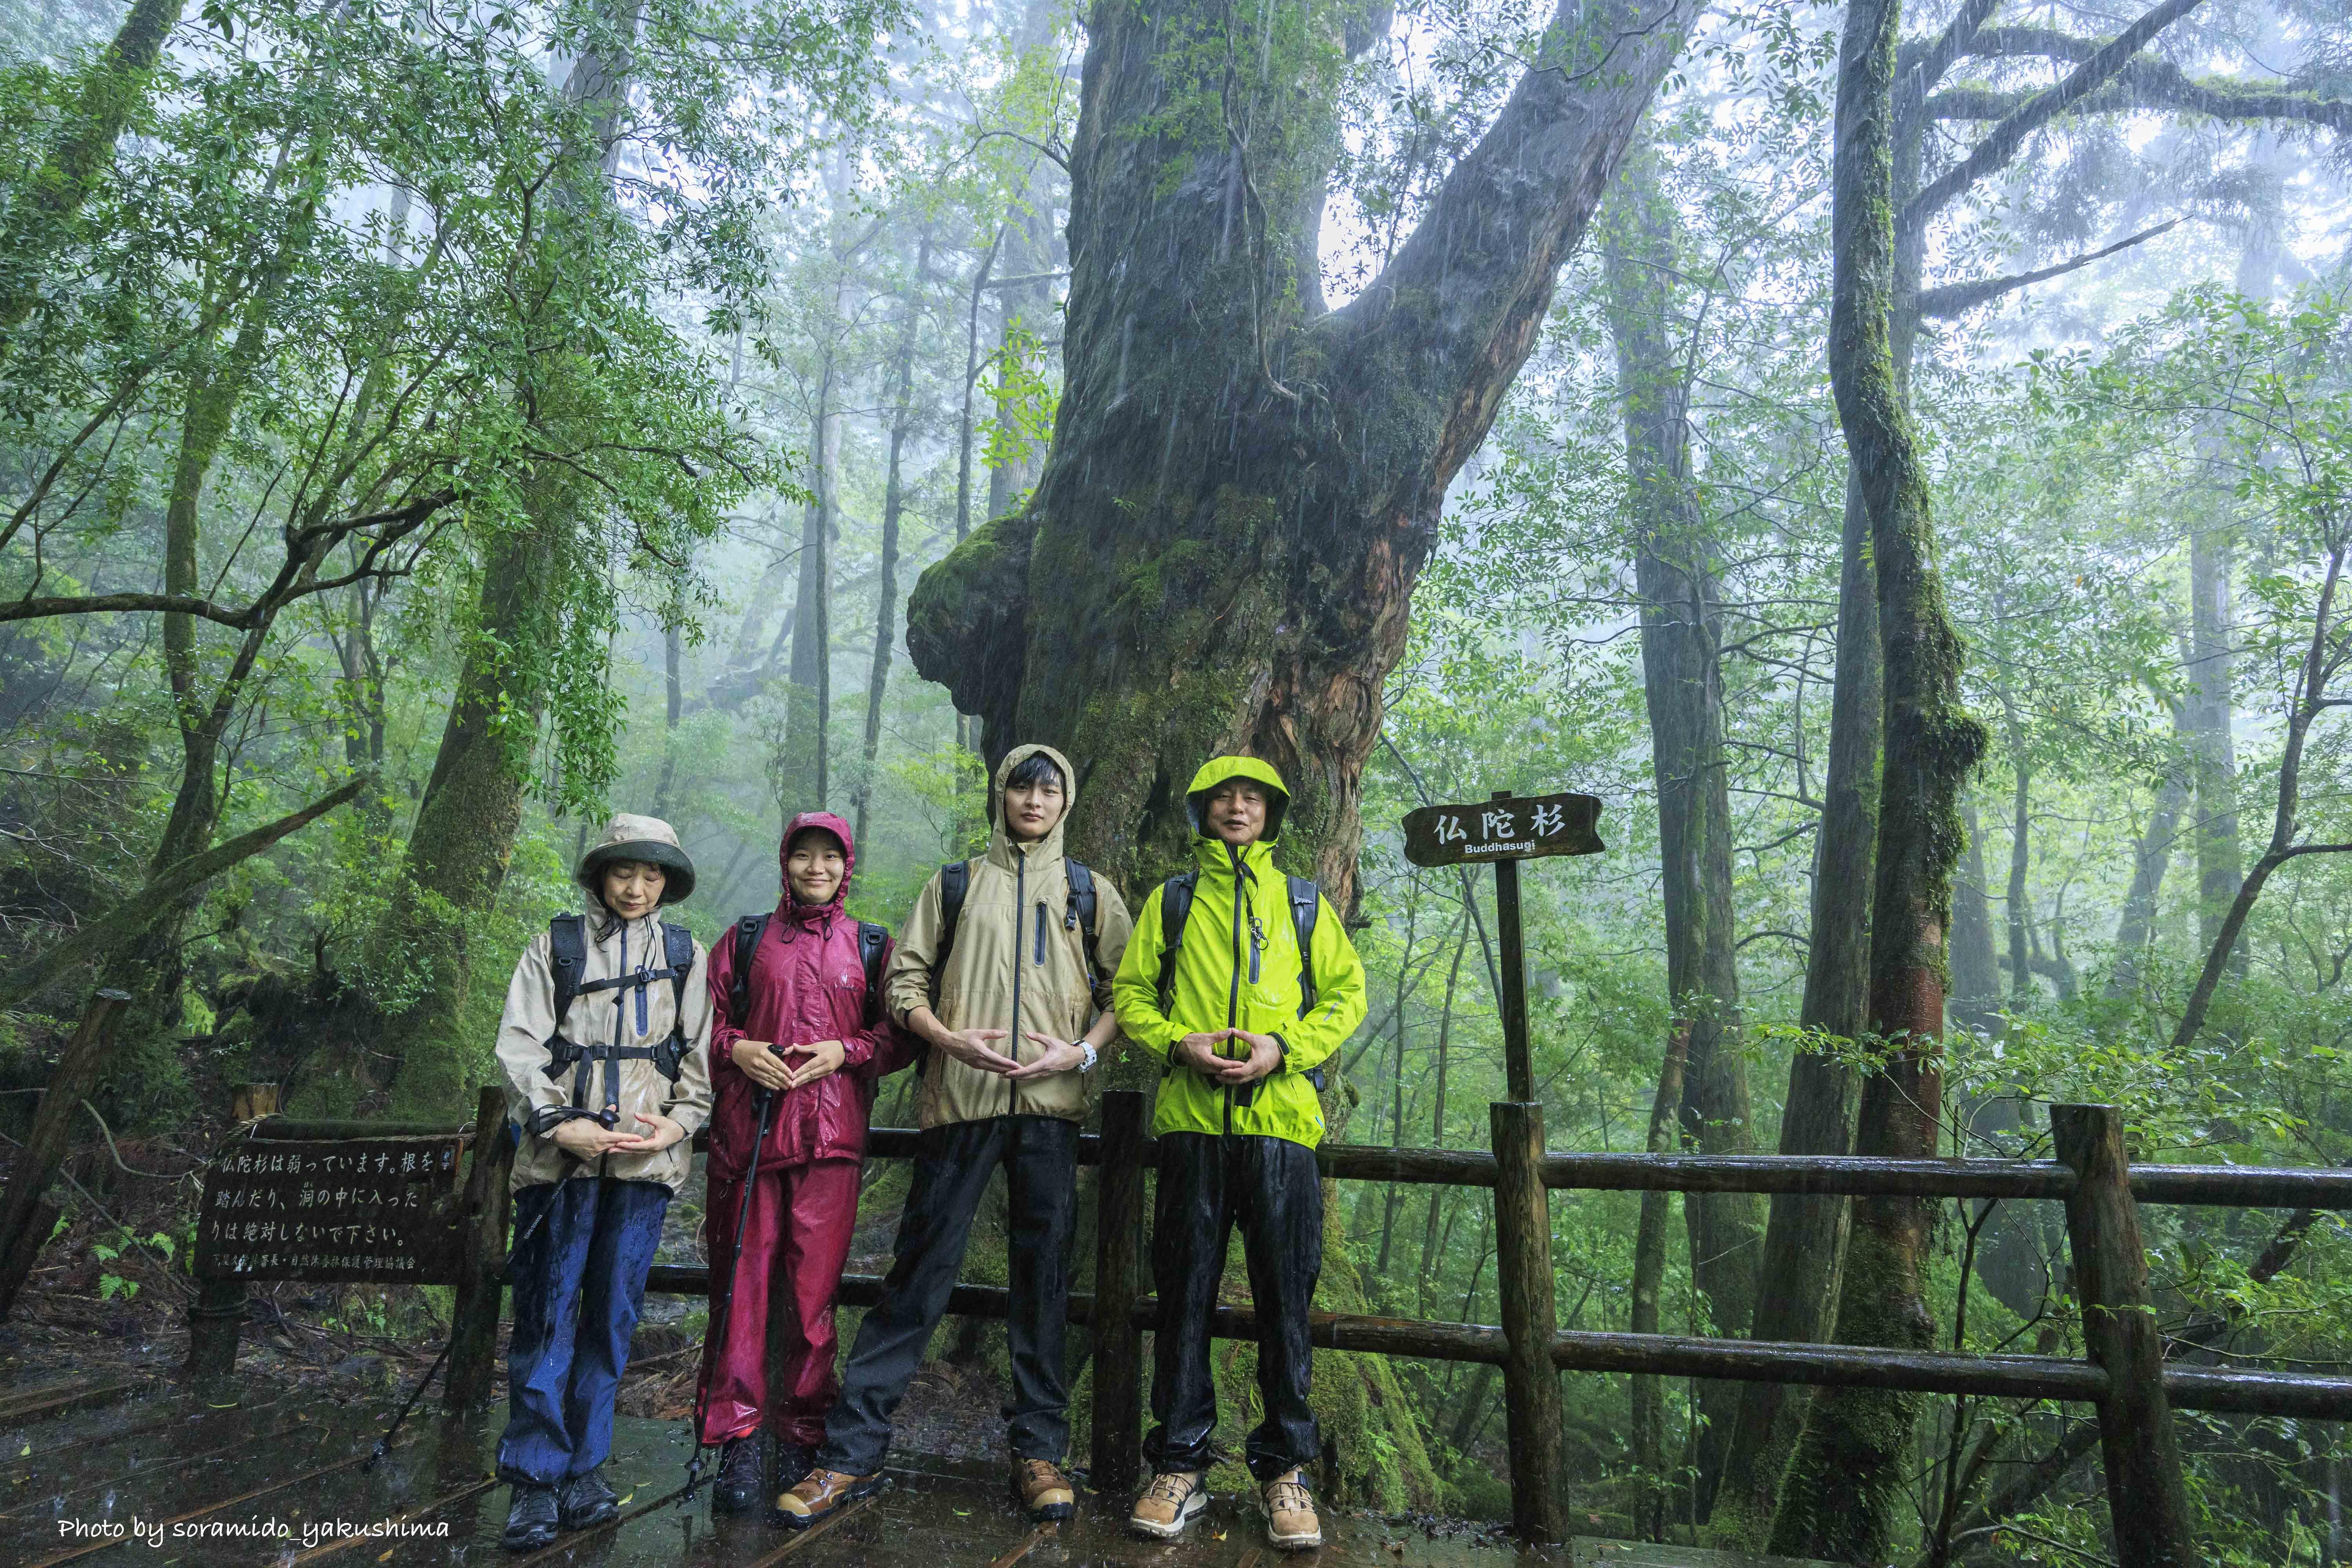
[0,1377,1822,1568]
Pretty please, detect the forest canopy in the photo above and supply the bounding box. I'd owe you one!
[3,0,2350,1559]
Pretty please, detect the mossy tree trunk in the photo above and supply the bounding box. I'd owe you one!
[1769,0,1985,1556]
[1599,147,1759,1517]
[908,0,1706,910]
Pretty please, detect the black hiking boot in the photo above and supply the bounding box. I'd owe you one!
[714,1433,766,1515]
[503,1485,559,1551]
[556,1467,619,1530]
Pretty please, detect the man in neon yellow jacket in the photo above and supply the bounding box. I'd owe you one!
[1112,755,1367,1550]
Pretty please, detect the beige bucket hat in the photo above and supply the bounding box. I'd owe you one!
[574,812,696,904]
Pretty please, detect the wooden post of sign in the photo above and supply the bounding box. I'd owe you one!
[445,1085,516,1409]
[1091,1089,1148,1492]
[1492,1099,1566,1542]
[1490,790,1535,1103]
[2053,1103,2194,1566]
[0,989,131,1322]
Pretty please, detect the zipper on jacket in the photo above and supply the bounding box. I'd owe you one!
[1009,846,1026,1118]
[1224,845,1245,1136]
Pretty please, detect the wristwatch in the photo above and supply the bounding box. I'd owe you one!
[1078,1041,1099,1073]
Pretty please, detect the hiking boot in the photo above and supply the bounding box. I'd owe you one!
[1128,1470,1207,1539]
[713,1434,765,1515]
[502,1484,559,1552]
[1011,1454,1075,1521]
[773,1467,881,1530]
[1261,1467,1322,1550]
[773,1441,816,1491]
[555,1467,618,1530]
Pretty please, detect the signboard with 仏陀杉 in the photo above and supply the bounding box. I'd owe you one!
[1401,790,1604,867]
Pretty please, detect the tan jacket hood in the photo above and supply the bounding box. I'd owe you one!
[984,742,1075,871]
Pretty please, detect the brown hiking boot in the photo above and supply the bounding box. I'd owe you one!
[771,1467,880,1530]
[1261,1467,1322,1550]
[1127,1470,1207,1539]
[1011,1455,1074,1521]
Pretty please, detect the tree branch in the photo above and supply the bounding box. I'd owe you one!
[0,777,369,1011]
[1916,220,2180,318]
[1336,0,1706,479]
[1904,0,2208,231]
[1925,64,2351,135]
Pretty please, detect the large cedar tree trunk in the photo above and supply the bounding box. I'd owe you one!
[1600,151,1760,1515]
[908,0,1705,908]
[1771,0,1986,1554]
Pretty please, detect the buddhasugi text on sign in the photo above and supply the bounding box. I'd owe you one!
[1401,791,1605,868]
[194,1136,468,1284]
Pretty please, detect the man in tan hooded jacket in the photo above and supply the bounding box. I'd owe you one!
[780,744,1132,1527]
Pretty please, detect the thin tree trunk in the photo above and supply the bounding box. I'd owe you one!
[0,0,187,340]
[2106,703,2190,998]
[1601,150,1759,1518]
[1713,467,1871,1549]
[1414,926,1470,1311]
[2169,536,2352,1056]
[2004,728,2032,1002]
[2189,522,2245,971]
[1948,799,2001,1035]
[857,242,926,843]
[653,619,684,817]
[1772,0,1987,1551]
[786,350,838,813]
[1375,900,1420,1279]
[1631,1024,1691,1543]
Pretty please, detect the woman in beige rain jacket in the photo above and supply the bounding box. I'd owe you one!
[490,814,713,1550]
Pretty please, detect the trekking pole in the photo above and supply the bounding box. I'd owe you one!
[365,1151,568,1472]
[682,1085,777,1505]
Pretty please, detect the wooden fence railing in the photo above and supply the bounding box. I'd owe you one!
[190,1087,2352,1553]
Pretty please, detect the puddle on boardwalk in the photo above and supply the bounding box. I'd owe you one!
[1,1378,1568,1567]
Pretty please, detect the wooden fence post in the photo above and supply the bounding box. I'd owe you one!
[1491,1099,1566,1542]
[445,1085,515,1409]
[0,989,131,1321]
[1091,1089,1147,1493]
[2053,1103,2194,1567]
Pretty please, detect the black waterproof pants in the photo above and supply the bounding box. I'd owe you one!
[1144,1131,1323,1480]
[818,1114,1078,1472]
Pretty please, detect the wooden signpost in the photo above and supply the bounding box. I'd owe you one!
[1403,786,1602,1544]
[1401,788,1603,1100]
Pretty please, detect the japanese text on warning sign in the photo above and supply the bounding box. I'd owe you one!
[1402,792,1605,868]
[194,1137,466,1284]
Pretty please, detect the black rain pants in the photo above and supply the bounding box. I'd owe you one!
[1143,1131,1322,1480]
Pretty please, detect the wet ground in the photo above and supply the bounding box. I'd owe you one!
[0,1376,1658,1568]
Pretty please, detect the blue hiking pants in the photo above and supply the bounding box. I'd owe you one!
[496,1176,670,1485]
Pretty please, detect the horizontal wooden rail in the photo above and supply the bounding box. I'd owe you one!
[637,1265,2352,1420]
[846,1127,2352,1209]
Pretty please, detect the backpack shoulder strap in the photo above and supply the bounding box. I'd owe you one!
[1064,860,1102,982]
[856,921,889,1015]
[547,914,587,1031]
[662,922,695,1009]
[1287,875,1320,1016]
[936,858,972,975]
[1154,870,1200,1012]
[728,913,769,1027]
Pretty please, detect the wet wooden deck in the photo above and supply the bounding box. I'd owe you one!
[0,1377,1822,1568]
